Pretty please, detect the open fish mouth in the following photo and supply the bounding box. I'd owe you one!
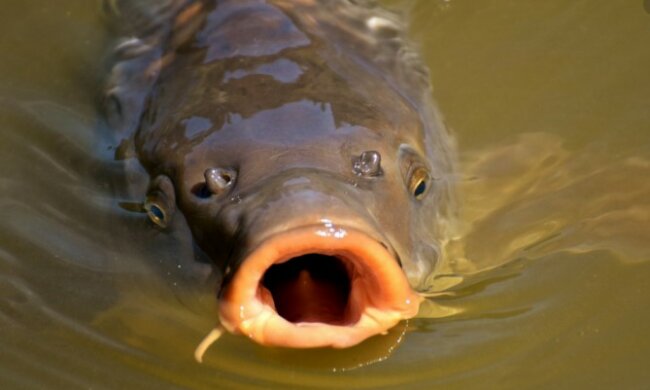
[218,226,422,348]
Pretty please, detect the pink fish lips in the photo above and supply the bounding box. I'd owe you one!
[218,226,423,348]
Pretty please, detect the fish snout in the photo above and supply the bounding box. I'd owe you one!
[217,186,422,348]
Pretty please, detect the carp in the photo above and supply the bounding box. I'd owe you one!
[104,0,455,350]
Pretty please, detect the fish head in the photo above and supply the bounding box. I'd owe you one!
[135,90,452,347]
[129,6,455,346]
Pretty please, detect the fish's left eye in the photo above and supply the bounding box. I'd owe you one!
[408,167,430,200]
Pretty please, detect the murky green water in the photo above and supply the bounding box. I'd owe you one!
[1,0,649,388]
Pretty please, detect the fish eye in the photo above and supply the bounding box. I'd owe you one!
[144,199,168,228]
[408,167,430,200]
[398,146,431,201]
[144,175,176,228]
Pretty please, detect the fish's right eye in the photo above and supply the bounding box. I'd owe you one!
[144,175,176,228]
[144,200,168,227]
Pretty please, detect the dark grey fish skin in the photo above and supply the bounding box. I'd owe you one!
[105,0,455,348]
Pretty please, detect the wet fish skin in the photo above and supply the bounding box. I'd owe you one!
[105,0,455,347]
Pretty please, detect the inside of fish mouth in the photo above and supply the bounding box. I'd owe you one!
[261,254,360,326]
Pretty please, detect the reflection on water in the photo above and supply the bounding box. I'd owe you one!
[452,133,650,274]
[1,0,649,388]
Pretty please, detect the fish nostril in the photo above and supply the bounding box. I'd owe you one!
[191,183,212,199]
[353,151,383,177]
[205,168,237,194]
[219,172,233,184]
[191,168,238,199]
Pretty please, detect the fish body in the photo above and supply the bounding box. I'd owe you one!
[105,0,455,348]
